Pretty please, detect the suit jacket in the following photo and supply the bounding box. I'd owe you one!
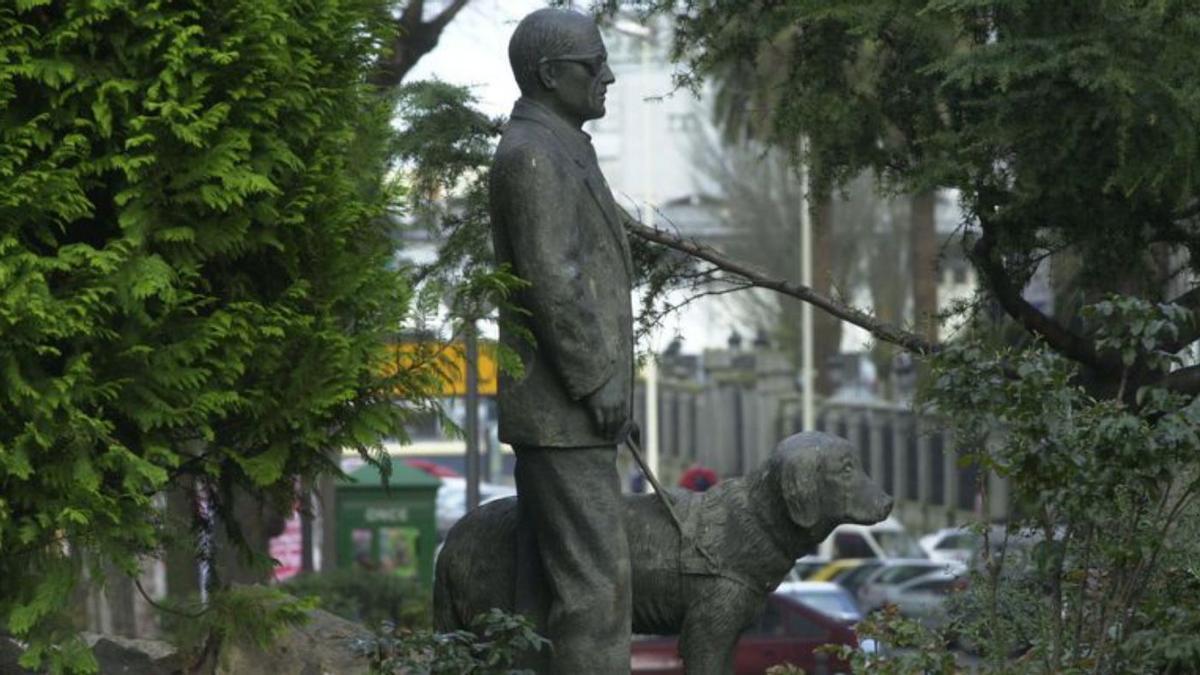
[489,97,635,448]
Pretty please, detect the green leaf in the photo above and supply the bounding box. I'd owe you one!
[239,443,291,487]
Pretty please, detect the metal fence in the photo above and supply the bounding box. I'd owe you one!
[631,355,1010,533]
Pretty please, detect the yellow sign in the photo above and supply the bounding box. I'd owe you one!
[387,342,498,397]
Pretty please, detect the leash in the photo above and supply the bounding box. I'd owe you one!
[621,421,687,534]
[620,422,725,574]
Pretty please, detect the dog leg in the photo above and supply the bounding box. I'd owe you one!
[676,578,762,675]
[678,625,739,675]
[677,603,749,673]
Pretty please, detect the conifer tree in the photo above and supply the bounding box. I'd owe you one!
[0,1,433,670]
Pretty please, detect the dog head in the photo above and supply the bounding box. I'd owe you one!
[768,431,892,534]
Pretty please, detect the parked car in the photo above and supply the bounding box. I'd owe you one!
[816,516,927,560]
[856,558,964,613]
[774,581,863,625]
[435,477,516,540]
[919,527,980,565]
[630,592,857,674]
[807,558,888,599]
[807,558,867,583]
[826,560,886,597]
[859,557,960,610]
[786,556,831,582]
[862,570,963,629]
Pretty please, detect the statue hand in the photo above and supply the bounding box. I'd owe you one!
[585,376,627,441]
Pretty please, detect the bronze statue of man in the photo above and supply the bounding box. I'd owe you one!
[489,8,635,674]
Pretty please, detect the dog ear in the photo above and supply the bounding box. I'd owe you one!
[782,451,821,529]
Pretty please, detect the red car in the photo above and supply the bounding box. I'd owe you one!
[630,592,858,674]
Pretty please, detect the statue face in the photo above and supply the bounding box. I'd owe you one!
[540,26,615,125]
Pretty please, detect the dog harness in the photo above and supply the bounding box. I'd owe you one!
[625,429,777,594]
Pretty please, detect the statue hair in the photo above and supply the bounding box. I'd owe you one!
[508,8,597,96]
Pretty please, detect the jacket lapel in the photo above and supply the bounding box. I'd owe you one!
[585,174,634,279]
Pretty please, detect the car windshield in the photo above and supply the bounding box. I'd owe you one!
[790,560,827,580]
[938,533,979,549]
[793,590,862,621]
[876,564,936,584]
[875,530,927,558]
[838,563,883,589]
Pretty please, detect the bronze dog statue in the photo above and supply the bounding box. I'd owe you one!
[434,431,893,674]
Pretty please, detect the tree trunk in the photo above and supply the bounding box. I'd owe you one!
[214,486,288,586]
[911,191,939,341]
[164,479,200,601]
[369,1,472,88]
[812,198,842,395]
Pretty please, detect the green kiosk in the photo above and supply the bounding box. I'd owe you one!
[335,461,440,584]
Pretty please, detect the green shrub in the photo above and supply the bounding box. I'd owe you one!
[349,608,548,675]
[0,1,427,670]
[285,569,431,629]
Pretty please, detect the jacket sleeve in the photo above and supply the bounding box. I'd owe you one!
[493,142,618,401]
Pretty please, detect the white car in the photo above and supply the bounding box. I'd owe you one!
[855,559,966,614]
[859,568,964,629]
[816,516,928,560]
[919,527,980,565]
[435,477,516,539]
[775,580,863,625]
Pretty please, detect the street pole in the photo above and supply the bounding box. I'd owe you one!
[464,318,480,511]
[800,139,815,431]
[639,31,661,480]
[645,357,659,489]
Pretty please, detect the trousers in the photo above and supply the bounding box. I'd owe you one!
[513,445,632,674]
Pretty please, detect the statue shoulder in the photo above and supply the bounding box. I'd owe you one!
[492,135,568,191]
[496,120,566,166]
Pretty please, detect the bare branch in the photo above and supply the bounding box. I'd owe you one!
[1154,364,1200,396]
[135,579,208,619]
[1161,285,1200,354]
[637,280,757,341]
[400,0,424,25]
[370,1,473,88]
[626,220,940,355]
[649,282,758,317]
[430,0,470,30]
[972,221,1116,373]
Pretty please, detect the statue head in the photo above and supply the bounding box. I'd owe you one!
[508,8,616,127]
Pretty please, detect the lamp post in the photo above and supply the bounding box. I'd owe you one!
[799,139,815,431]
[612,17,660,479]
[447,287,484,512]
[464,315,480,510]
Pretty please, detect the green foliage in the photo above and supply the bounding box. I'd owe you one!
[164,586,316,668]
[923,298,1200,672]
[821,605,959,675]
[1084,296,1191,376]
[393,81,500,294]
[0,0,431,669]
[391,81,532,372]
[350,608,549,675]
[284,569,431,629]
[605,0,1200,294]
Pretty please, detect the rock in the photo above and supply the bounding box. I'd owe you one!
[1,605,371,674]
[0,633,182,675]
[0,636,35,674]
[83,633,183,675]
[216,607,371,675]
